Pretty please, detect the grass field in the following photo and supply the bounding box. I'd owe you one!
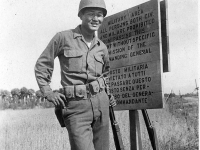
[0,96,198,150]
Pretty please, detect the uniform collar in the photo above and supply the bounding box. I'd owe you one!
[73,25,82,39]
[73,25,100,46]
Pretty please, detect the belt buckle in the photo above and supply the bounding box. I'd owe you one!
[86,83,96,98]
[85,83,92,98]
[86,84,90,93]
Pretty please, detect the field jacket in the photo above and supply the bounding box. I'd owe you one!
[35,25,110,97]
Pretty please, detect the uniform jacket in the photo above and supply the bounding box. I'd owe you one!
[35,25,110,97]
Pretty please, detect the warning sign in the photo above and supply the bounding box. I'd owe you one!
[98,0,165,110]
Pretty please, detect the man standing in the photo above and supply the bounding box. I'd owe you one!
[35,0,115,150]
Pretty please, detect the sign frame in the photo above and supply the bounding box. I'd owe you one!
[98,0,167,110]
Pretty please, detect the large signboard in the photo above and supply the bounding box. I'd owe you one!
[98,0,164,110]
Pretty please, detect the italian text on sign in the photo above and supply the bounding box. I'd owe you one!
[98,0,164,110]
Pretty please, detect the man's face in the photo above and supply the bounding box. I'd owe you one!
[80,8,104,32]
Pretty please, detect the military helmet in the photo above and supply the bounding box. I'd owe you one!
[78,0,107,17]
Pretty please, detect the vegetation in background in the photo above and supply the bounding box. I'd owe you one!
[0,88,66,110]
[0,92,198,150]
[0,88,198,110]
[114,96,198,150]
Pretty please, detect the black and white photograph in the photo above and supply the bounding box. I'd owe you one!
[0,0,199,149]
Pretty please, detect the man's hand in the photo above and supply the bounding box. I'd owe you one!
[46,92,67,108]
[109,94,116,107]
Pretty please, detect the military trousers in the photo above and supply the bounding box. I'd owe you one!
[62,90,110,150]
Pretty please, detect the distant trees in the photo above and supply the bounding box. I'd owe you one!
[0,90,10,101]
[0,87,52,110]
[20,87,28,102]
[27,89,35,98]
[0,90,11,109]
[11,88,21,103]
[10,88,36,107]
[183,93,198,97]
[35,90,43,104]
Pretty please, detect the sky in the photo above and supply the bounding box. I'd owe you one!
[0,0,199,95]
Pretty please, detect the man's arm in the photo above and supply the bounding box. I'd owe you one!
[34,33,66,108]
[35,33,60,95]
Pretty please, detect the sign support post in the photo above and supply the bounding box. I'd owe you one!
[129,109,159,150]
[129,110,142,150]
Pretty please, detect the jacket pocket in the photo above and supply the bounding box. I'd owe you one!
[63,49,84,72]
[94,54,104,75]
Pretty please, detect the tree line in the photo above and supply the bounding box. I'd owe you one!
[1,87,197,110]
[0,87,64,110]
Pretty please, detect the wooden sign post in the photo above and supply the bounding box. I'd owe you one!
[98,0,169,149]
[130,110,142,150]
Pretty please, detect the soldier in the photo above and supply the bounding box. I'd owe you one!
[34,0,116,150]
